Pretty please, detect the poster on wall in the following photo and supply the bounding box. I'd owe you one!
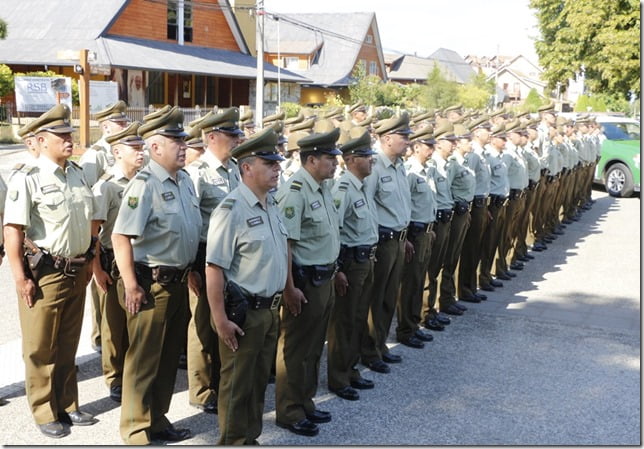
[110,68,127,101]
[90,81,119,113]
[14,76,72,112]
[127,70,145,107]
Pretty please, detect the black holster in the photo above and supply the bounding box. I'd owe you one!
[224,281,249,328]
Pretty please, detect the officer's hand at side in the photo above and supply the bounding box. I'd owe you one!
[124,284,147,314]
[18,277,37,308]
[93,268,113,294]
[215,319,245,352]
[283,286,307,317]
[187,271,202,297]
[404,240,415,263]
[334,271,349,297]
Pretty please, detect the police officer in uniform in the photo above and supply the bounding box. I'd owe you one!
[91,122,146,403]
[360,113,412,373]
[327,127,378,401]
[16,120,41,158]
[185,107,245,414]
[4,104,98,438]
[275,128,341,437]
[205,127,288,445]
[396,125,437,347]
[111,106,201,445]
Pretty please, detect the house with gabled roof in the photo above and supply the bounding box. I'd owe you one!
[387,48,475,85]
[0,0,306,111]
[262,12,387,106]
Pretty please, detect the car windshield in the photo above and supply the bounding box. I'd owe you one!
[600,122,640,140]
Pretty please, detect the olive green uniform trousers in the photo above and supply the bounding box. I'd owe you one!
[458,201,488,298]
[327,257,374,390]
[18,264,88,425]
[100,276,128,390]
[479,201,506,287]
[423,219,451,322]
[439,210,471,307]
[118,277,189,445]
[276,277,334,425]
[217,308,279,445]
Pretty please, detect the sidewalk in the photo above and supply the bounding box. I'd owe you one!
[0,186,639,445]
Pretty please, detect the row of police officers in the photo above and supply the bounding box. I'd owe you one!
[1,99,602,444]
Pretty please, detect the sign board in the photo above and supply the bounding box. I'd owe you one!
[14,76,72,112]
[90,80,119,113]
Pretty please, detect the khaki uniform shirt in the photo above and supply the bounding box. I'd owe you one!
[112,159,201,268]
[4,156,95,257]
[430,153,454,210]
[79,137,115,187]
[405,156,437,223]
[276,167,340,266]
[206,182,288,297]
[331,170,378,247]
[448,151,476,202]
[186,150,240,242]
[522,144,542,182]
[468,142,491,197]
[363,151,411,230]
[504,143,529,189]
[92,165,132,249]
[485,147,510,197]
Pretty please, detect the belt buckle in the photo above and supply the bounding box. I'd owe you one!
[399,228,408,241]
[270,293,282,310]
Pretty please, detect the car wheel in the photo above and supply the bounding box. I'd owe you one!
[604,162,634,197]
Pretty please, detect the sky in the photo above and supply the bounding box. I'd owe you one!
[263,0,541,63]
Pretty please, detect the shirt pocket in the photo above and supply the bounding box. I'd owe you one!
[377,180,395,199]
[40,192,68,223]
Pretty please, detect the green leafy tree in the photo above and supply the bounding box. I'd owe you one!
[281,102,301,118]
[0,64,13,97]
[0,18,7,39]
[348,63,381,106]
[530,0,640,99]
[522,88,544,112]
[422,64,459,109]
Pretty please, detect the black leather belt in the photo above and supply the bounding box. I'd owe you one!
[436,209,453,223]
[489,194,509,207]
[509,188,525,200]
[473,195,487,208]
[45,253,88,277]
[247,291,282,310]
[408,221,434,234]
[528,180,538,190]
[134,263,191,284]
[340,244,378,262]
[454,200,472,215]
[378,226,408,242]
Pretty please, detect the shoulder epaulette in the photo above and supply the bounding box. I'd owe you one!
[12,163,36,175]
[135,171,151,181]
[99,173,114,182]
[68,160,81,170]
[338,181,349,192]
[290,180,303,191]
[220,198,236,210]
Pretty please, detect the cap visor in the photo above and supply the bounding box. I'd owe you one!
[43,126,74,134]
[259,153,285,161]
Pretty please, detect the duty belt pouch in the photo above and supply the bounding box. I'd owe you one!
[292,262,307,290]
[310,265,329,287]
[224,281,248,328]
[354,246,371,264]
[454,202,469,216]
[473,197,485,208]
[153,266,176,285]
[110,260,121,280]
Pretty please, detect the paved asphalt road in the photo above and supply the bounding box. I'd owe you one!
[0,146,640,445]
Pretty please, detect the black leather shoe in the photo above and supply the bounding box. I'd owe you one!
[191,399,218,414]
[151,425,192,442]
[382,352,402,363]
[553,229,564,235]
[474,292,487,301]
[442,304,464,316]
[505,271,517,278]
[305,409,331,423]
[517,255,530,262]
[562,218,573,224]
[423,318,444,331]
[510,262,524,270]
[38,421,68,438]
[496,272,511,281]
[436,313,451,325]
[109,385,122,403]
[367,360,390,373]
[400,336,425,349]
[479,284,495,292]
[0,398,8,406]
[276,419,319,437]
[350,377,375,390]
[490,279,503,287]
[59,411,97,426]
[414,329,434,341]
[531,245,544,252]
[523,254,535,260]
[459,295,481,303]
[330,386,359,401]
[454,302,468,311]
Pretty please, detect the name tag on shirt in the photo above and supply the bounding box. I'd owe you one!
[437,177,445,182]
[247,216,264,227]
[354,198,366,208]
[41,184,60,194]
[380,175,392,183]
[310,200,321,210]
[213,178,226,186]
[162,191,175,201]
[416,178,426,184]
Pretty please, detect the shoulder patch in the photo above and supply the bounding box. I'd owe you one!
[334,198,341,208]
[284,206,295,219]
[290,180,303,191]
[220,198,236,210]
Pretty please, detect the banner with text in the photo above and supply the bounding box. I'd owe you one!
[14,76,72,112]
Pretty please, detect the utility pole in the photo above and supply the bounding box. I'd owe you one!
[79,49,90,149]
[255,0,264,127]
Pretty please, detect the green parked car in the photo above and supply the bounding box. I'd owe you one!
[593,116,640,197]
